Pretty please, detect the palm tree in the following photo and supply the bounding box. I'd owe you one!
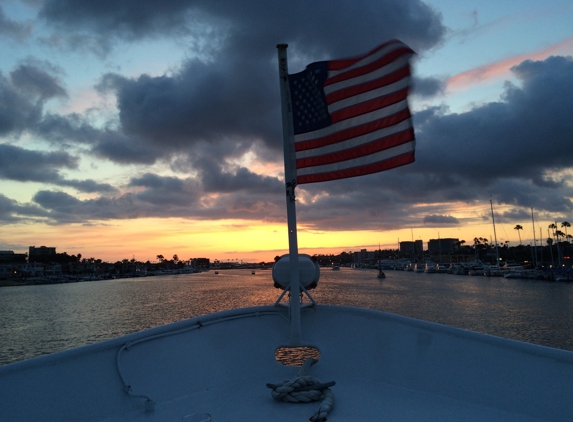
[473,237,480,259]
[547,237,555,268]
[562,221,571,242]
[514,225,523,245]
[549,223,562,267]
[549,223,557,238]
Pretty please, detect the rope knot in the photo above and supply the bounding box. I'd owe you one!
[266,358,334,422]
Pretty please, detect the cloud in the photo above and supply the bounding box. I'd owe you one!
[19,0,446,178]
[29,175,286,225]
[423,215,460,225]
[0,144,117,193]
[10,62,68,100]
[97,58,279,151]
[0,60,67,136]
[35,112,102,144]
[415,56,573,190]
[83,0,445,159]
[289,54,573,230]
[3,1,573,235]
[0,144,77,180]
[0,193,50,223]
[411,75,446,98]
[183,140,283,194]
[91,130,160,164]
[128,173,199,207]
[39,0,195,41]
[34,113,161,164]
[0,72,42,135]
[0,6,33,42]
[39,0,446,55]
[9,48,573,232]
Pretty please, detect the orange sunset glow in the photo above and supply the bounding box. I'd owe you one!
[446,37,573,91]
[5,199,551,264]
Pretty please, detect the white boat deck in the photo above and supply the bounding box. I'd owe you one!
[2,305,572,422]
[107,377,547,422]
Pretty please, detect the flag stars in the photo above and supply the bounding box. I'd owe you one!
[289,67,331,134]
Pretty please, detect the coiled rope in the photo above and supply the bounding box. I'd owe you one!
[266,358,335,421]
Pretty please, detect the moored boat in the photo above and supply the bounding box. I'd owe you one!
[424,262,437,273]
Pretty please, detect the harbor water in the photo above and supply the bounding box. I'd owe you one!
[1,268,572,366]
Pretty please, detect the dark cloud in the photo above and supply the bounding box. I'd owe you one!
[91,130,159,164]
[411,75,446,98]
[0,72,42,135]
[97,58,278,151]
[0,194,24,223]
[35,113,160,164]
[38,31,115,58]
[291,53,573,230]
[7,54,573,230]
[0,193,50,223]
[39,0,445,55]
[129,173,185,189]
[0,61,67,136]
[26,1,446,171]
[0,143,77,181]
[61,179,117,193]
[29,174,285,225]
[0,6,32,41]
[2,1,573,234]
[39,0,193,41]
[36,113,101,145]
[10,63,67,100]
[423,215,460,225]
[32,190,141,223]
[412,55,573,208]
[128,173,198,207]
[89,0,445,157]
[200,166,282,194]
[0,144,117,193]
[183,141,283,194]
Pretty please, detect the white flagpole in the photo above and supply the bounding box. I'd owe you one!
[277,44,302,345]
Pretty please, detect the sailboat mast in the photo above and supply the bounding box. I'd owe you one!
[277,44,302,345]
[490,199,500,265]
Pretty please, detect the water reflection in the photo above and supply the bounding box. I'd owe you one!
[1,268,572,365]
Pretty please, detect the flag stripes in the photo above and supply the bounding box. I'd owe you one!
[296,103,411,152]
[290,39,416,184]
[296,147,415,185]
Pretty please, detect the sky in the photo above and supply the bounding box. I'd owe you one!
[1,0,573,263]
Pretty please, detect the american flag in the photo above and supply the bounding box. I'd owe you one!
[288,40,416,184]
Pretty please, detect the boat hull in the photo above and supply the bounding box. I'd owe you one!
[1,305,572,421]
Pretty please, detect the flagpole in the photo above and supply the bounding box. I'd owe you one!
[277,44,302,345]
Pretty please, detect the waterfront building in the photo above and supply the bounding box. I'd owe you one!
[428,238,459,262]
[399,241,423,259]
[29,246,56,258]
[0,251,27,263]
[353,249,376,266]
[191,258,210,269]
